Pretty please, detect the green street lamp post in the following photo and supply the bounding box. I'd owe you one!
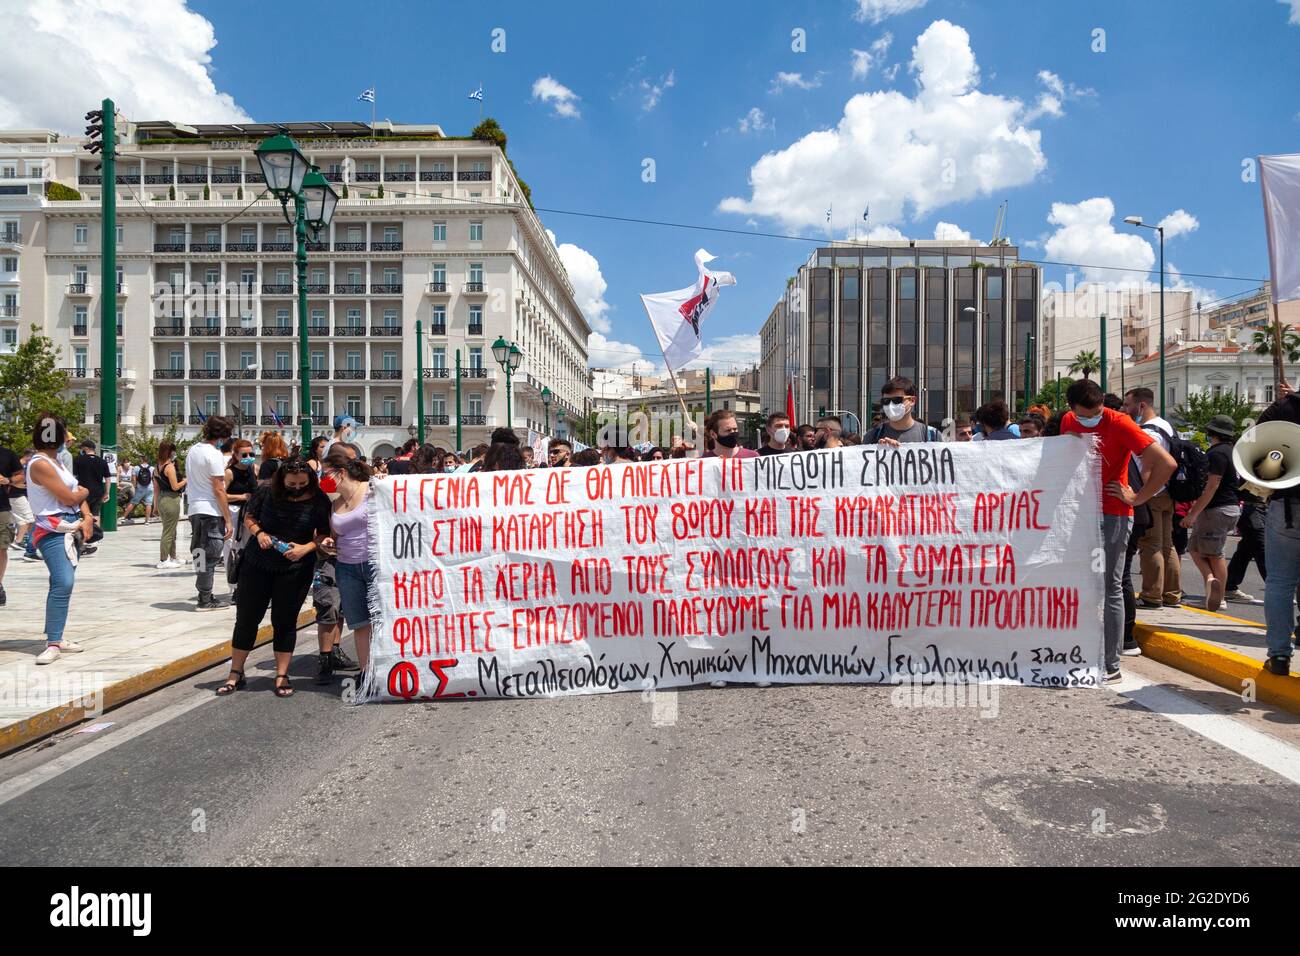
[1123,215,1166,417]
[256,134,339,448]
[491,336,523,432]
[541,385,552,435]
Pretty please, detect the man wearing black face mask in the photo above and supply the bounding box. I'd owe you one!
[702,410,757,460]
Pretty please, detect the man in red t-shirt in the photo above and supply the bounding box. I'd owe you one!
[1061,379,1175,682]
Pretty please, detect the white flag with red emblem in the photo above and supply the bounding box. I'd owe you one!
[641,249,736,371]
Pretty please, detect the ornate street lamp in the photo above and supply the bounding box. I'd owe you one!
[541,385,552,435]
[255,132,338,447]
[492,336,525,431]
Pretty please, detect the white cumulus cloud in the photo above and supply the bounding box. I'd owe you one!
[588,333,653,371]
[686,334,761,371]
[854,0,928,24]
[720,20,1049,231]
[851,32,894,79]
[532,75,581,118]
[1158,209,1199,241]
[737,107,774,134]
[0,0,251,133]
[547,229,610,334]
[933,221,972,240]
[1042,197,1155,283]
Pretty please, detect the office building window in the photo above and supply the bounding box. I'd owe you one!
[74,223,88,244]
[469,221,483,242]
[432,222,446,242]
[983,269,1005,402]
[924,269,948,427]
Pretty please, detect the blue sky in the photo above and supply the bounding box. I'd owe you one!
[8,0,1300,373]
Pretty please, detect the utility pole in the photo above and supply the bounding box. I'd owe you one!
[89,99,118,532]
[455,348,463,451]
[1099,312,1108,394]
[416,318,425,445]
[705,367,712,414]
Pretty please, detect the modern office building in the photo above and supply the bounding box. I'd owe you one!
[0,119,590,457]
[760,240,1043,428]
[1043,284,1194,387]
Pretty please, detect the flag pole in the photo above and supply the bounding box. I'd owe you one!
[371,82,376,139]
[645,312,696,440]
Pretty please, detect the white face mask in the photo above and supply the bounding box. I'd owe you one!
[884,401,910,422]
[772,426,790,445]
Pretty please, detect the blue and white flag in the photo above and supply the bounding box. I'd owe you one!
[468,86,484,101]
[863,204,869,221]
[357,88,376,103]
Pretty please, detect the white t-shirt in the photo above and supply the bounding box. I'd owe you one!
[184,441,227,518]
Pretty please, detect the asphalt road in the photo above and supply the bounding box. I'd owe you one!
[1,625,1298,866]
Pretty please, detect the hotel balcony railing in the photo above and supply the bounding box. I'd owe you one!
[370,283,402,294]
[260,325,294,336]
[370,416,402,426]
[78,174,101,185]
[211,174,240,184]
[372,241,403,251]
[178,174,208,184]
[457,171,491,181]
[370,324,401,336]
[0,306,18,318]
[461,414,487,425]
[262,242,292,252]
[467,324,484,336]
[116,283,127,295]
[422,368,450,379]
[334,369,365,380]
[428,324,447,336]
[309,369,328,380]
[115,174,141,185]
[306,241,328,252]
[189,325,221,336]
[153,324,184,336]
[190,369,221,379]
[259,415,290,425]
[67,282,90,295]
[370,369,402,380]
[60,367,90,379]
[145,174,173,185]
[355,172,380,182]
[154,369,185,379]
[463,282,485,293]
[186,415,205,424]
[334,283,365,294]
[304,283,329,294]
[0,231,20,245]
[224,369,257,380]
[348,415,367,425]
[386,172,415,182]
[334,241,366,251]
[423,414,450,426]
[72,324,87,336]
[246,172,265,184]
[323,171,344,183]
[461,367,488,379]
[153,414,185,424]
[262,283,293,294]
[154,242,186,252]
[93,414,123,424]
[225,325,257,336]
[333,325,366,336]
[420,171,452,182]
[426,282,448,294]
[190,242,221,252]
[307,324,329,336]
[261,369,292,379]
[225,241,257,252]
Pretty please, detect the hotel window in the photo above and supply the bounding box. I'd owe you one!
[170,394,184,416]
[346,350,362,371]
[431,347,446,369]
[204,350,219,371]
[276,226,290,243]
[383,226,398,243]
[74,264,88,285]
[469,221,483,242]
[74,305,87,326]
[204,267,219,286]
[74,346,87,373]
[310,308,325,327]
[239,350,254,367]
[382,350,398,371]
[310,351,325,371]
[468,393,483,416]
[241,226,256,244]
[432,305,446,327]
[311,396,325,418]
[469,263,483,285]
[240,268,255,287]
[3,257,16,272]
[276,308,290,327]
[1,328,13,348]
[276,351,290,371]
[382,308,398,328]
[432,263,446,285]
[469,305,483,329]
[383,396,397,417]
[432,222,446,242]
[205,228,218,245]
[383,267,399,284]
[346,395,362,416]
[469,347,483,369]
[242,396,257,418]
[74,223,88,244]
[431,395,446,416]
[115,225,123,244]
[346,308,362,329]
[310,268,326,285]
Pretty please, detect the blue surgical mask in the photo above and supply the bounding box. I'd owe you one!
[1076,412,1103,428]
[240,456,255,466]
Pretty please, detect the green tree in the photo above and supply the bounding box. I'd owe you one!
[1068,350,1100,380]
[1251,322,1300,364]
[117,407,195,471]
[471,118,507,152]
[0,325,85,450]
[1031,376,1077,411]
[1172,390,1257,435]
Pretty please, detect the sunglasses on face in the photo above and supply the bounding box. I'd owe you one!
[281,461,311,474]
[882,396,909,407]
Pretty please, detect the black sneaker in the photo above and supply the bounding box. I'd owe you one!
[314,652,335,685]
[1104,667,1122,683]
[80,545,98,556]
[1264,656,1293,676]
[196,595,226,612]
[330,644,359,671]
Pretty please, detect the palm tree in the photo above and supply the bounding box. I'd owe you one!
[1251,323,1300,364]
[1068,350,1101,380]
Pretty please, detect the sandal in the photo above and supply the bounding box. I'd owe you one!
[273,673,295,698]
[216,669,245,696]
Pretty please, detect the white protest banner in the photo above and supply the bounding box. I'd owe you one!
[362,437,1104,702]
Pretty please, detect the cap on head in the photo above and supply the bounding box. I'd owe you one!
[1205,414,1237,440]
[333,414,357,431]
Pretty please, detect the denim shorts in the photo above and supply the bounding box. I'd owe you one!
[335,560,375,629]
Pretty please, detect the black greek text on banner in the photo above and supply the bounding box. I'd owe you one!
[363,437,1104,701]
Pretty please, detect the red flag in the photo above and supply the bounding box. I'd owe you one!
[785,377,796,426]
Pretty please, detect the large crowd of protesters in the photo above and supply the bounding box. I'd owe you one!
[1,372,1297,693]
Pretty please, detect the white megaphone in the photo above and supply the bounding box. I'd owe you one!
[1233,420,1300,500]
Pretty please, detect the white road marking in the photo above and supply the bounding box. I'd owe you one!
[1110,672,1300,786]
[0,691,216,807]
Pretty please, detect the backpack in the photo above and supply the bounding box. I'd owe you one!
[1144,423,1206,504]
[135,463,153,485]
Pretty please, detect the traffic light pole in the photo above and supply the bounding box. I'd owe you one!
[99,98,118,532]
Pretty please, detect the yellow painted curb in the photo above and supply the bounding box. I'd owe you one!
[0,609,316,757]
[1134,621,1300,717]
[1178,605,1266,629]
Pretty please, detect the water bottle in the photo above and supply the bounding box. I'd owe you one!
[271,536,292,554]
